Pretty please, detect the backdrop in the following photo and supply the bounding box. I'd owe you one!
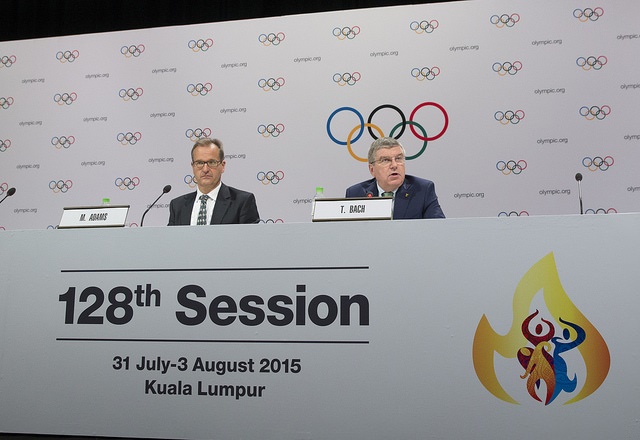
[1,0,639,229]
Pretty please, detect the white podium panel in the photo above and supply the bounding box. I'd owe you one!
[0,214,639,439]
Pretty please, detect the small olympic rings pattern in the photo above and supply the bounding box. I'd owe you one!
[579,105,611,120]
[0,96,14,109]
[260,218,285,224]
[410,20,439,34]
[498,211,529,217]
[258,77,285,91]
[333,72,361,86]
[582,156,614,171]
[1,55,16,68]
[492,61,522,76]
[496,160,527,175]
[187,83,213,96]
[49,180,73,193]
[576,55,607,71]
[54,93,77,105]
[183,175,197,188]
[115,177,140,191]
[326,101,449,162]
[259,33,285,46]
[117,132,142,145]
[585,208,617,214]
[121,44,145,58]
[495,110,525,125]
[490,14,520,28]
[56,50,79,63]
[573,8,604,22]
[411,66,440,81]
[188,39,214,52]
[119,88,143,101]
[185,128,212,141]
[257,171,285,185]
[0,139,10,152]
[333,26,360,40]
[51,136,75,149]
[258,124,285,138]
[0,183,9,194]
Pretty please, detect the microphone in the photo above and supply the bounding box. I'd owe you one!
[575,173,583,215]
[140,185,171,226]
[0,187,16,205]
[366,192,373,198]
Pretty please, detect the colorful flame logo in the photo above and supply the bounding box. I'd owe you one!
[472,253,610,405]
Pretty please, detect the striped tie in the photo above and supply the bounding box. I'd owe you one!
[197,194,209,225]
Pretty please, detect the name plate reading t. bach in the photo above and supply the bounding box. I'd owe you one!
[58,205,130,229]
[312,197,392,222]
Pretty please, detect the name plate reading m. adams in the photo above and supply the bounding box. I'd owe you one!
[312,197,392,222]
[58,205,130,229]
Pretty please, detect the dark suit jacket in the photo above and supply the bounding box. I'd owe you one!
[167,183,260,225]
[345,175,445,219]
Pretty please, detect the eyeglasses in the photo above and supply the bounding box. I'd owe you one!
[192,159,222,169]
[373,155,405,166]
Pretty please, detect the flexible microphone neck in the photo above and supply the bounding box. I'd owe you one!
[140,185,171,226]
[575,173,583,215]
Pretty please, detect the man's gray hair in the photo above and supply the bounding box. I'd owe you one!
[368,137,406,164]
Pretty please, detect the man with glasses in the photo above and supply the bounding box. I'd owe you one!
[168,138,260,225]
[345,137,445,219]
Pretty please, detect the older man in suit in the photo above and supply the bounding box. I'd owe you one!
[345,136,445,219]
[168,138,260,225]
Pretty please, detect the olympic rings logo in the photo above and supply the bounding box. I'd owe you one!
[582,156,614,171]
[411,66,440,81]
[119,88,143,101]
[579,105,611,120]
[490,14,520,28]
[54,93,77,105]
[117,132,142,145]
[326,102,449,162]
[121,44,145,58]
[1,55,16,68]
[410,20,439,34]
[259,33,285,46]
[51,136,75,149]
[495,110,525,125]
[585,208,617,214]
[0,183,8,194]
[115,177,140,191]
[258,124,285,138]
[258,77,285,91]
[56,50,79,63]
[0,139,10,152]
[492,61,522,76]
[577,55,607,71]
[188,39,214,52]
[49,180,73,193]
[498,211,529,217]
[573,8,604,22]
[260,218,284,224]
[187,83,213,96]
[333,26,360,40]
[257,171,285,185]
[183,175,197,188]
[185,128,212,141]
[333,72,361,86]
[0,96,14,109]
[496,160,527,175]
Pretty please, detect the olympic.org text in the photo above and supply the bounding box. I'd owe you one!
[294,57,321,63]
[537,138,569,145]
[624,134,640,141]
[18,121,42,127]
[21,78,45,84]
[149,157,175,164]
[370,51,398,58]
[225,154,246,160]
[14,208,37,214]
[628,186,640,192]
[152,68,177,74]
[449,45,480,52]
[85,73,109,79]
[220,108,246,114]
[539,189,571,196]
[150,112,175,118]
[617,34,640,41]
[531,39,562,46]
[146,202,170,210]
[621,83,640,90]
[293,198,313,204]
[81,161,106,167]
[221,62,248,69]
[83,116,108,123]
[16,163,40,170]
[454,192,484,199]
[534,88,565,95]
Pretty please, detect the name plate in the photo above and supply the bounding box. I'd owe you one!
[58,205,130,229]
[312,197,392,222]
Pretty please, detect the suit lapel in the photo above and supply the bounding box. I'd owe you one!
[210,184,230,224]
[181,192,197,225]
[392,180,413,219]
